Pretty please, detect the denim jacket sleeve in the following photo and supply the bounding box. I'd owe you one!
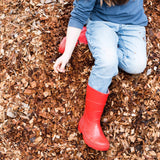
[68,0,96,29]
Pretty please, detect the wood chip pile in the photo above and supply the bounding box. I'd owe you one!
[0,0,159,159]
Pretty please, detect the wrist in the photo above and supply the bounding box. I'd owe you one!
[63,52,72,59]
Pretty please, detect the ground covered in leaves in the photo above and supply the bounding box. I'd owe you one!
[0,0,160,159]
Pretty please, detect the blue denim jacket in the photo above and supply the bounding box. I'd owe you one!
[68,0,148,29]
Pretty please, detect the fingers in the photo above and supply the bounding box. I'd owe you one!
[53,57,67,73]
[57,64,65,73]
[53,59,60,73]
[54,60,62,73]
[60,62,66,72]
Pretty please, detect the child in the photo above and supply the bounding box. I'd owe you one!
[54,0,148,151]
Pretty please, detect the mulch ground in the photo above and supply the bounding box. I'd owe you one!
[0,0,159,159]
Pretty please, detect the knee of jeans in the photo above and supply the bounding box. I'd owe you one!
[94,55,118,75]
[125,57,147,74]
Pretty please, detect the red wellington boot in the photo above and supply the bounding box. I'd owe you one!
[58,26,87,54]
[78,85,110,151]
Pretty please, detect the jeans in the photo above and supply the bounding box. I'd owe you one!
[86,20,147,94]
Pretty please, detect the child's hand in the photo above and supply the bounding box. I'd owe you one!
[53,55,70,73]
[54,27,81,73]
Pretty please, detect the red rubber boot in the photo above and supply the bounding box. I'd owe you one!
[78,85,110,151]
[58,26,87,54]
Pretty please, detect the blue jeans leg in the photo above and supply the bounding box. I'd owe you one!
[86,21,147,94]
[86,20,119,94]
[117,25,147,74]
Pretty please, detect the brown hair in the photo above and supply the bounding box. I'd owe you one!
[100,0,129,7]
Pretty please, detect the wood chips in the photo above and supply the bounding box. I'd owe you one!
[0,0,159,159]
